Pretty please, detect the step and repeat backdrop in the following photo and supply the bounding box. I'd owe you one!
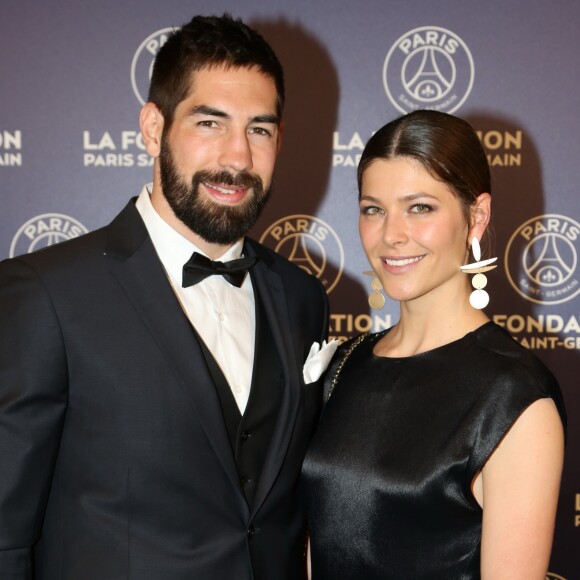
[1,0,578,576]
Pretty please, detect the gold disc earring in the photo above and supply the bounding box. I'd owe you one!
[364,271,385,309]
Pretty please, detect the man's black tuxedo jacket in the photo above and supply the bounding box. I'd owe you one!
[0,200,329,580]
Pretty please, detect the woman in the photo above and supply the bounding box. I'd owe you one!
[302,110,566,579]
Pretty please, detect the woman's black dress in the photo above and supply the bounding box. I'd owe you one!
[302,322,566,579]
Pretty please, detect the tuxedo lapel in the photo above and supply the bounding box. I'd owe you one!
[102,201,244,503]
[244,241,302,516]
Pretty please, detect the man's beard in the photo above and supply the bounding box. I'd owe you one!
[158,138,272,246]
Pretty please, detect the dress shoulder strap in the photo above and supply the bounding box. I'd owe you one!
[326,333,368,401]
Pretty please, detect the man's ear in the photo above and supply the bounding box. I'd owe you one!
[140,102,164,158]
[469,192,492,243]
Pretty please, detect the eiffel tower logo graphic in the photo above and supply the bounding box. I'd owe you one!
[404,47,455,103]
[524,234,575,287]
[284,234,326,279]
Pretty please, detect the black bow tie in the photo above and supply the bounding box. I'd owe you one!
[182,251,257,288]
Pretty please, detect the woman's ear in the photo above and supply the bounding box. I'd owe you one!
[469,192,492,243]
[139,102,164,158]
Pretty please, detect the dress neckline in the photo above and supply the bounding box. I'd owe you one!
[370,320,495,361]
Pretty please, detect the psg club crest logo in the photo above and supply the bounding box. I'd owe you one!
[383,26,474,114]
[260,215,344,293]
[10,213,89,258]
[131,28,174,105]
[505,214,580,305]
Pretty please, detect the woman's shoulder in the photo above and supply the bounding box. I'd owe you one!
[471,322,566,426]
[465,323,567,474]
[473,322,557,386]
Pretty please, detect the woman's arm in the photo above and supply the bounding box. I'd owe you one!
[307,536,312,580]
[479,398,564,580]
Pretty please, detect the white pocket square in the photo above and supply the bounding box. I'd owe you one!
[303,340,339,384]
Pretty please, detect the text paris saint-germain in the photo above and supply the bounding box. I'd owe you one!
[0,130,22,166]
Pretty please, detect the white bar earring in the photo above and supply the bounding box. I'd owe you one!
[459,237,497,309]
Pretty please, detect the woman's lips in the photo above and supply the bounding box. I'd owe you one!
[381,255,425,273]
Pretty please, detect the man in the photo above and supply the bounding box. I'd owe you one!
[0,14,329,580]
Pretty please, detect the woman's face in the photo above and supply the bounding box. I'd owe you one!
[359,156,473,305]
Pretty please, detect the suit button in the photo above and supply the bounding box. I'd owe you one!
[241,431,250,442]
[240,476,251,487]
[247,525,256,537]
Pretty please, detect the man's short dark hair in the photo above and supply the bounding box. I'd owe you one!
[148,13,285,128]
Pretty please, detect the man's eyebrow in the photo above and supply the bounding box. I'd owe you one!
[251,114,281,125]
[188,106,280,126]
[189,105,229,118]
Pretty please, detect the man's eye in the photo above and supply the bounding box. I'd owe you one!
[250,127,272,137]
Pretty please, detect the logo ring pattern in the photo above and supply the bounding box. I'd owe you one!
[383,25,474,114]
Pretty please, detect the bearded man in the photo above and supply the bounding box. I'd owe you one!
[0,14,329,580]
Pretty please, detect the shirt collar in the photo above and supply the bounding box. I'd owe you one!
[135,184,245,284]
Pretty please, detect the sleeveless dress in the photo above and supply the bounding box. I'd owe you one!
[301,322,566,580]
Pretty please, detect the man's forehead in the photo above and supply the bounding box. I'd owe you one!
[187,64,274,90]
[181,65,278,113]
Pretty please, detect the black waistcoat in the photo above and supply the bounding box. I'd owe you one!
[193,287,283,507]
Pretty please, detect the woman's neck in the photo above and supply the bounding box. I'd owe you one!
[375,286,490,358]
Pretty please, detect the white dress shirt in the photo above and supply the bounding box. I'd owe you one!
[135,185,256,414]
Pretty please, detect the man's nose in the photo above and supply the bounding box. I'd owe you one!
[218,130,253,173]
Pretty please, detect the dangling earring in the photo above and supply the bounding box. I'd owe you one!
[363,271,385,309]
[459,237,497,309]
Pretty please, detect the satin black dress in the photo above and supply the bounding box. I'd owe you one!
[302,322,566,579]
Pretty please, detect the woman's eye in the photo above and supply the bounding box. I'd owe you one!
[361,205,382,215]
[410,203,432,214]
